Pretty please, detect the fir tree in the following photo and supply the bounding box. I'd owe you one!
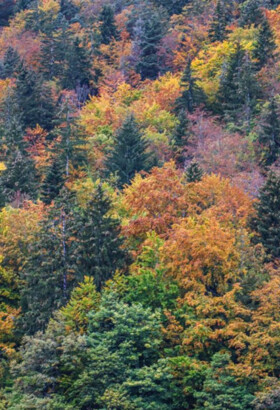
[218,45,260,124]
[136,12,163,80]
[257,98,280,166]
[61,36,92,89]
[239,0,263,28]
[253,16,276,69]
[175,58,206,113]
[2,47,20,79]
[74,185,127,290]
[99,5,118,45]
[105,114,150,188]
[51,97,86,178]
[15,64,55,130]
[208,1,228,42]
[19,188,78,334]
[41,158,65,205]
[60,0,79,21]
[195,353,255,409]
[186,161,204,182]
[0,150,38,205]
[173,110,189,166]
[253,172,280,260]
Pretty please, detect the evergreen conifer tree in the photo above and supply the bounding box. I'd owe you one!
[99,5,118,45]
[253,16,276,69]
[15,64,55,130]
[136,12,163,80]
[61,36,92,89]
[74,185,127,290]
[0,150,38,205]
[253,172,280,260]
[2,47,20,78]
[218,45,260,124]
[257,98,280,166]
[19,188,77,334]
[41,158,65,205]
[239,0,263,28]
[173,110,189,166]
[105,114,150,188]
[175,58,206,113]
[208,1,228,42]
[186,161,204,182]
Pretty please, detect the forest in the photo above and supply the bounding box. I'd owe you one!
[0,0,280,408]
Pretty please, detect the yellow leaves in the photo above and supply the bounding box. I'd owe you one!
[38,0,60,15]
[0,307,20,358]
[162,213,239,293]
[192,27,257,100]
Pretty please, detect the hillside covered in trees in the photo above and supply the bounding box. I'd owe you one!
[0,0,280,408]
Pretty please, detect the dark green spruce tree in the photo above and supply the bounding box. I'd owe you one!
[257,98,280,166]
[186,161,204,182]
[0,96,38,205]
[105,114,150,188]
[208,1,228,42]
[19,188,78,335]
[253,172,280,260]
[74,185,127,290]
[239,0,263,28]
[2,47,20,78]
[218,45,260,125]
[15,64,55,130]
[253,16,276,69]
[41,158,65,205]
[99,5,118,45]
[175,58,206,113]
[136,12,163,80]
[172,109,189,166]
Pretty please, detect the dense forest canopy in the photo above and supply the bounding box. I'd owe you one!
[0,0,280,408]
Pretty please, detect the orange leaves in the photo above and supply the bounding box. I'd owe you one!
[0,307,20,357]
[24,125,50,170]
[162,214,239,294]
[122,161,186,239]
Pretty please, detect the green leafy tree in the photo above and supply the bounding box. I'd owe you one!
[105,114,150,188]
[74,185,127,290]
[252,172,280,260]
[257,98,280,166]
[195,352,255,409]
